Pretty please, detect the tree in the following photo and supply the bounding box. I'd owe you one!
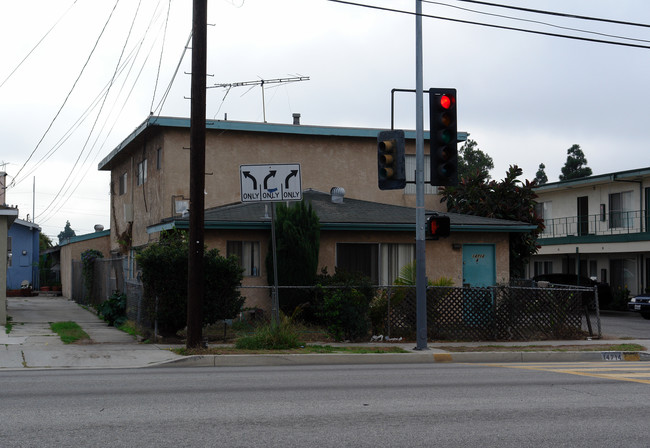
[457,139,494,181]
[266,200,320,317]
[559,144,592,181]
[57,220,76,244]
[534,163,548,185]
[440,166,545,279]
[39,233,53,251]
[137,230,244,337]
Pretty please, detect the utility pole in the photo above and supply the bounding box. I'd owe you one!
[186,0,207,349]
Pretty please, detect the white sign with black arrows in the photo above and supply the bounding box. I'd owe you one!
[239,163,302,203]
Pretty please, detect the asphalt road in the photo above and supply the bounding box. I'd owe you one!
[1,363,648,447]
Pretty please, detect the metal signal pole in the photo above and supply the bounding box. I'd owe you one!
[414,0,428,350]
[187,0,207,349]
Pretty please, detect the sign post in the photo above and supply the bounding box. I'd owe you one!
[240,164,302,324]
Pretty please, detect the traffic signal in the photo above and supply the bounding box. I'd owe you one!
[425,214,451,240]
[377,129,406,190]
[429,88,458,187]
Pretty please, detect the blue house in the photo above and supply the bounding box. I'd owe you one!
[7,219,40,290]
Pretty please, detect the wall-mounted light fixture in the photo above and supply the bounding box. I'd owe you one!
[452,243,462,250]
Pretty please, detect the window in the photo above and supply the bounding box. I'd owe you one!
[404,154,437,195]
[336,242,415,285]
[534,261,553,277]
[137,159,147,186]
[118,172,127,195]
[156,148,162,170]
[535,201,552,235]
[610,258,636,292]
[7,236,11,267]
[227,241,260,277]
[609,191,633,229]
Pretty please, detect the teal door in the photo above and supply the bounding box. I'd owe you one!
[462,244,496,287]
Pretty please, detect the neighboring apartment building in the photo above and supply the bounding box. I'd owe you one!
[529,167,650,296]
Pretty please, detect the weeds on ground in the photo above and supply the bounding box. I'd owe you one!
[235,320,302,350]
[5,316,12,334]
[50,321,91,344]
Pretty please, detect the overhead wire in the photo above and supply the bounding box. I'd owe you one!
[150,0,172,114]
[0,1,79,91]
[39,0,139,222]
[40,1,170,224]
[424,0,650,44]
[326,0,650,50]
[8,0,121,191]
[453,0,650,29]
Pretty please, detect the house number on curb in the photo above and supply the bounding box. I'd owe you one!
[240,163,302,202]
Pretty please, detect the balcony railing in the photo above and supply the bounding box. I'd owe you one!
[539,209,648,239]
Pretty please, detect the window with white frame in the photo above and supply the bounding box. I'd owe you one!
[534,201,552,235]
[137,159,147,186]
[336,242,415,285]
[404,154,438,195]
[609,191,633,229]
[227,241,260,277]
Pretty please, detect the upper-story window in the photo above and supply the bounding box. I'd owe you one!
[404,154,437,195]
[609,191,633,229]
[118,172,127,195]
[137,159,147,186]
[156,148,162,170]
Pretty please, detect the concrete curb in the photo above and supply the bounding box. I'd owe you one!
[149,350,650,368]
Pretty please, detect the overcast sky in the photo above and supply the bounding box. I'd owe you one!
[2,0,649,239]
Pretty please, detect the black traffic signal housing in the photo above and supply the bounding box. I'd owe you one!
[425,213,451,240]
[429,88,458,187]
[377,129,406,190]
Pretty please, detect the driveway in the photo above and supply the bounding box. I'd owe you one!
[599,310,650,339]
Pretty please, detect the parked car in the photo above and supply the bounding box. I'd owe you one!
[627,294,650,320]
[532,273,612,309]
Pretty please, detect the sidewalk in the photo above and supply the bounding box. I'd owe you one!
[1,296,648,370]
[0,296,181,369]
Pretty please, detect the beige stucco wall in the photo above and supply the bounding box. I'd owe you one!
[202,227,510,313]
[108,126,445,252]
[60,234,111,299]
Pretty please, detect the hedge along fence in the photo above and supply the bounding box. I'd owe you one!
[240,284,598,342]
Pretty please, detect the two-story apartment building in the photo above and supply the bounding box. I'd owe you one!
[529,167,650,296]
[97,115,535,310]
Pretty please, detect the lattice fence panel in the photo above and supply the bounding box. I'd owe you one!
[382,286,586,341]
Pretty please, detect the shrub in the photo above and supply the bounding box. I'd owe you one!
[98,291,127,327]
[81,249,104,302]
[137,230,245,337]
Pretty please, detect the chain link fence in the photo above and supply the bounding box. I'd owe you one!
[69,265,600,341]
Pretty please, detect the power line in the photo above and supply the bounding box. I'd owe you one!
[453,0,650,29]
[0,1,79,91]
[326,0,650,50]
[9,0,122,191]
[424,0,650,44]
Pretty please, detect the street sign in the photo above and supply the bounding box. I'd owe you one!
[239,163,302,202]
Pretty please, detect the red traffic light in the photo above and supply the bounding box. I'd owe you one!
[439,94,452,110]
[425,214,451,240]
